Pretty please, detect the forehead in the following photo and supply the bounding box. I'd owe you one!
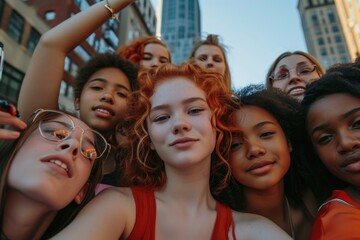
[307,93,360,126]
[235,106,280,127]
[195,45,224,57]
[144,43,169,55]
[276,54,312,69]
[150,77,206,105]
[87,67,130,89]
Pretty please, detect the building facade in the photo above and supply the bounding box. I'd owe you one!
[298,0,360,69]
[0,0,156,112]
[160,0,201,64]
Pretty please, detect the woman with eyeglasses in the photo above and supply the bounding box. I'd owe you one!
[51,63,291,239]
[0,109,109,239]
[265,51,325,101]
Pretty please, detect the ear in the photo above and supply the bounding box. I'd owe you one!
[74,98,80,110]
[74,182,89,205]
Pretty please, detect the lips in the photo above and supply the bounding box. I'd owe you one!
[41,155,73,178]
[246,160,275,173]
[288,86,305,96]
[340,152,360,172]
[169,137,198,147]
[92,105,115,118]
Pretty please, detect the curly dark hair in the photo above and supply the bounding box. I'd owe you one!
[74,52,139,99]
[217,84,313,211]
[301,57,360,201]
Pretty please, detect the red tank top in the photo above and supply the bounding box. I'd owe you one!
[127,187,236,240]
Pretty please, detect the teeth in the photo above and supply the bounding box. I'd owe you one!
[289,88,305,95]
[50,160,69,172]
[96,108,110,114]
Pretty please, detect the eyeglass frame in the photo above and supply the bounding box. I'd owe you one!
[32,109,111,160]
[269,64,319,82]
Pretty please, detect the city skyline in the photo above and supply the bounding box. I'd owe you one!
[153,0,307,88]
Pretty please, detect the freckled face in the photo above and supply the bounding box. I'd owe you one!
[147,77,216,170]
[229,106,291,190]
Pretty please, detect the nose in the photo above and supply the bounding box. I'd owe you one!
[100,92,114,104]
[206,60,214,68]
[151,59,160,68]
[246,139,266,160]
[57,137,80,159]
[172,115,191,134]
[288,69,303,85]
[337,129,360,154]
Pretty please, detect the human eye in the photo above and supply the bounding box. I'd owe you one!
[116,90,128,98]
[299,65,314,74]
[89,84,103,91]
[197,55,207,61]
[142,54,152,60]
[153,114,170,123]
[274,69,288,80]
[213,56,223,63]
[43,128,70,140]
[230,138,244,151]
[351,118,360,129]
[260,131,275,139]
[188,107,204,115]
[160,57,169,64]
[315,133,333,145]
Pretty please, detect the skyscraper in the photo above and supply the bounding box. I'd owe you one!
[161,0,201,64]
[298,0,360,69]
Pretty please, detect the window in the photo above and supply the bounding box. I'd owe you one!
[27,28,41,53]
[44,10,56,21]
[332,25,339,33]
[0,0,4,24]
[0,62,24,103]
[337,45,346,54]
[328,12,336,23]
[311,12,319,25]
[60,80,67,95]
[64,56,71,72]
[7,11,24,43]
[318,37,325,45]
[320,48,328,56]
[335,35,342,43]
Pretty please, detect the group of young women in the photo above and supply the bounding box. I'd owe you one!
[1,0,359,239]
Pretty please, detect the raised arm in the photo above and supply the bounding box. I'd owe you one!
[18,0,134,120]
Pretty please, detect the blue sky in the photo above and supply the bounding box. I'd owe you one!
[152,0,307,88]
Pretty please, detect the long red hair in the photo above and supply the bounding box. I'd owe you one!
[120,63,239,194]
[117,36,171,68]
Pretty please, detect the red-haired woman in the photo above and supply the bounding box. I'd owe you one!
[117,36,171,69]
[52,63,291,239]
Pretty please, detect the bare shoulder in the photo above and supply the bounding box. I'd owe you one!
[231,211,292,240]
[51,187,136,239]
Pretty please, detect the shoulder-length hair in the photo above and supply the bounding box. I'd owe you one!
[0,110,103,238]
[120,62,238,194]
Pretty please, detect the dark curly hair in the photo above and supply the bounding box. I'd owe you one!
[218,85,313,211]
[74,52,139,99]
[301,57,360,202]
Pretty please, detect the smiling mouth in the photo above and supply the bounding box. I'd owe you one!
[49,159,69,172]
[288,87,305,95]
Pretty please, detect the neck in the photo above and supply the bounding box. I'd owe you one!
[3,190,57,240]
[156,158,216,211]
[346,185,360,204]
[243,181,293,237]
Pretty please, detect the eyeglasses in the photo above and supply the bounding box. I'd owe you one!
[33,109,110,161]
[270,65,318,82]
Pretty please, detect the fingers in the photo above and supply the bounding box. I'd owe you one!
[0,111,27,140]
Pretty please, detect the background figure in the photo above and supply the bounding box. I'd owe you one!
[218,85,318,239]
[0,109,106,239]
[17,0,138,188]
[266,51,325,101]
[301,58,360,239]
[117,36,171,69]
[188,34,232,91]
[51,63,291,240]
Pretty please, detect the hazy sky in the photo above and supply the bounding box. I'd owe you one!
[152,0,307,89]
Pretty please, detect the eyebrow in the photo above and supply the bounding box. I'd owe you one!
[88,78,130,92]
[150,97,207,113]
[278,61,310,69]
[311,106,360,135]
[253,121,276,129]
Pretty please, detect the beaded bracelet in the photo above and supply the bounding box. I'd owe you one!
[104,0,119,21]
